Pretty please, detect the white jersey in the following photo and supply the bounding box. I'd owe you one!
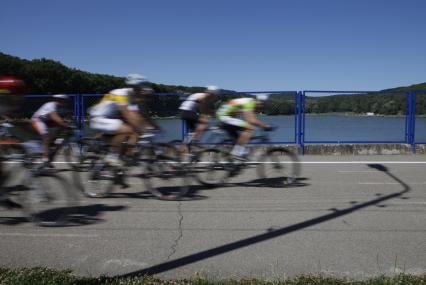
[32,102,58,121]
[179,93,207,113]
[89,88,136,118]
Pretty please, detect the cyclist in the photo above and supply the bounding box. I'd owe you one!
[89,74,154,166]
[31,94,71,166]
[217,94,272,159]
[0,76,25,207]
[179,85,220,143]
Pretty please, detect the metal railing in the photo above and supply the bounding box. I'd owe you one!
[18,90,425,153]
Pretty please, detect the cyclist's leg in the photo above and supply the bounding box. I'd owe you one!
[110,124,133,153]
[124,126,138,156]
[180,111,198,143]
[236,125,254,146]
[220,117,253,157]
[90,117,128,164]
[32,119,49,161]
[194,116,208,142]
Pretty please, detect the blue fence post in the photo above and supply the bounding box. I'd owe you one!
[81,94,85,137]
[181,118,186,142]
[411,91,417,153]
[294,92,298,144]
[73,94,79,139]
[405,92,410,144]
[297,91,305,155]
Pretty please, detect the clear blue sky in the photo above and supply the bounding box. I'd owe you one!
[1,0,425,91]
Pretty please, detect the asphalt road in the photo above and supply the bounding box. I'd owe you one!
[1,155,425,279]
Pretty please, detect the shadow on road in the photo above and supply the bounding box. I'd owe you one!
[237,177,309,188]
[0,203,127,227]
[116,163,410,277]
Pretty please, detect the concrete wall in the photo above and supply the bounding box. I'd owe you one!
[265,144,426,155]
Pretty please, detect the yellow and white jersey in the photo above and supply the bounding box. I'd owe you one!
[90,88,134,118]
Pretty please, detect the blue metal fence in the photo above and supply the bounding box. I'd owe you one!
[22,90,424,153]
[414,90,426,145]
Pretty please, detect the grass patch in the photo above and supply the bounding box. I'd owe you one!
[0,268,425,285]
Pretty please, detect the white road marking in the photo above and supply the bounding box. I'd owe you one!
[359,182,426,185]
[297,161,426,164]
[4,161,426,164]
[338,171,378,173]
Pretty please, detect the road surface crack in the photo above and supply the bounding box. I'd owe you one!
[166,201,183,260]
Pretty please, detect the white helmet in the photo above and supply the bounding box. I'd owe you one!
[126,74,146,86]
[206,85,220,95]
[53,94,69,100]
[256,94,269,102]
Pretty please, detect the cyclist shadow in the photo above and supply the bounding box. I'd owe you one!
[235,177,310,188]
[36,203,127,227]
[0,202,127,227]
[0,185,27,225]
[106,188,209,201]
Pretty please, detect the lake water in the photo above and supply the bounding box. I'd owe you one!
[149,114,426,143]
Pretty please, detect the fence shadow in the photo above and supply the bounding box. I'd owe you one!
[116,163,410,277]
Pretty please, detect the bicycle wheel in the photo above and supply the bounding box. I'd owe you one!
[80,160,117,198]
[141,151,189,200]
[19,170,77,226]
[194,148,230,186]
[64,138,103,171]
[256,147,300,186]
[156,143,181,170]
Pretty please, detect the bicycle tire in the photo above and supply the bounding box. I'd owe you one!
[19,169,78,226]
[141,147,189,200]
[194,148,231,186]
[64,138,105,171]
[80,159,117,198]
[256,147,300,186]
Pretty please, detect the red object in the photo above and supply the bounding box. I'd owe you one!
[0,76,25,95]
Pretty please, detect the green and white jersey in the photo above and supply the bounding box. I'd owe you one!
[217,97,256,118]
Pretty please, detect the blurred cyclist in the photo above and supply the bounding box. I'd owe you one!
[217,94,271,159]
[31,94,71,166]
[0,76,25,207]
[179,85,220,143]
[89,74,154,166]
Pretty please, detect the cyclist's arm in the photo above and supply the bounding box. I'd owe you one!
[243,111,269,129]
[48,112,69,128]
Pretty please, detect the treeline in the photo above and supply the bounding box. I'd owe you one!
[1,52,425,116]
[0,52,206,94]
[306,92,426,115]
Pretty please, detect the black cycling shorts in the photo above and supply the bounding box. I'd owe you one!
[220,123,245,141]
[180,110,199,132]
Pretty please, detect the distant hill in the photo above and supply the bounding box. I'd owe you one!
[1,52,424,115]
[0,52,206,94]
[305,87,426,115]
[383,82,426,92]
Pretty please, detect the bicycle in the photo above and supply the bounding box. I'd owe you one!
[190,126,300,187]
[41,127,88,170]
[0,123,78,226]
[81,132,189,200]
